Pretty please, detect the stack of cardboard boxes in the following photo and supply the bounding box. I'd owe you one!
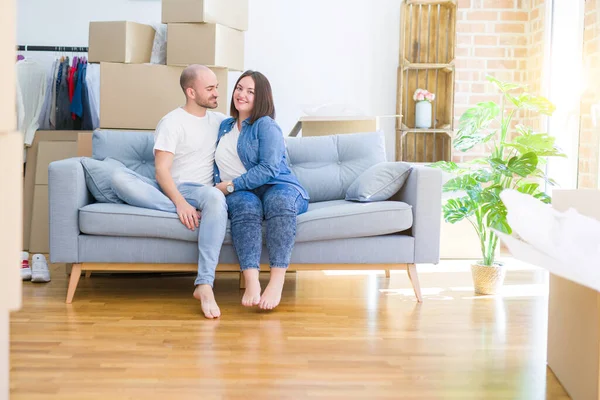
[87,0,248,134]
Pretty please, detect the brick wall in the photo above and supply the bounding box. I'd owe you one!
[579,0,600,189]
[453,0,546,162]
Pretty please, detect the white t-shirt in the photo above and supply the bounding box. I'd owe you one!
[153,107,226,186]
[215,123,248,182]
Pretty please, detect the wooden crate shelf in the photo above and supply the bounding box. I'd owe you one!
[396,63,455,131]
[396,129,452,163]
[401,0,457,65]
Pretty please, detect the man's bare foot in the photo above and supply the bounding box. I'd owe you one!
[242,269,261,307]
[193,284,221,319]
[259,268,286,310]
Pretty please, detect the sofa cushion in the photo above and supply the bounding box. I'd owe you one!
[79,200,412,244]
[80,157,126,204]
[285,131,387,203]
[92,129,156,180]
[346,162,413,202]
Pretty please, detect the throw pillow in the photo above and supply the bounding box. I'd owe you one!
[81,157,126,204]
[345,162,412,202]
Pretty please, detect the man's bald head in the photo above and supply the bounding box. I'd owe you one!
[179,64,219,109]
[180,64,213,93]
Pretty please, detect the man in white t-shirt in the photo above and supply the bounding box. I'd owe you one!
[110,65,228,319]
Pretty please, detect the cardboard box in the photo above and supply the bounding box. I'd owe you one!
[0,132,22,312]
[162,0,248,31]
[167,23,245,71]
[29,185,49,254]
[77,132,93,157]
[211,67,229,115]
[0,0,16,132]
[288,116,380,137]
[23,131,79,251]
[500,189,600,400]
[88,21,156,64]
[548,190,600,400]
[35,141,78,185]
[100,63,185,130]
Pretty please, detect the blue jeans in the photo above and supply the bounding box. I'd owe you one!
[226,184,309,270]
[110,169,228,287]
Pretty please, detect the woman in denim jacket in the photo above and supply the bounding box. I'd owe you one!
[214,70,309,310]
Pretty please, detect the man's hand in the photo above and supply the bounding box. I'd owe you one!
[176,200,200,231]
[215,181,229,195]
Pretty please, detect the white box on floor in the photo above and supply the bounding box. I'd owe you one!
[162,0,249,31]
[167,23,245,71]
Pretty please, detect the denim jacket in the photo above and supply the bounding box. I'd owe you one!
[214,116,309,200]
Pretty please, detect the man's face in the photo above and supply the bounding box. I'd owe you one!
[189,72,219,109]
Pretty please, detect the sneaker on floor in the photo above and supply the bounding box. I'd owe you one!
[31,254,50,283]
[20,251,31,281]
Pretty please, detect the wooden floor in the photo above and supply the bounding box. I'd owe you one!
[10,260,570,400]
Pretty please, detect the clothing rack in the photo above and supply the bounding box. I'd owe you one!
[16,45,88,52]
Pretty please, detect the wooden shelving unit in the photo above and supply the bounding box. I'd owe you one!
[396,0,457,163]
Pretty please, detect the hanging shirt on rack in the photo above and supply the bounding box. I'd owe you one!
[85,63,100,130]
[56,58,73,130]
[49,57,60,128]
[70,60,85,119]
[16,59,47,146]
[38,59,58,130]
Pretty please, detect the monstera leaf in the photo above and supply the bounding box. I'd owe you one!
[454,102,499,152]
[443,197,476,224]
[507,152,538,177]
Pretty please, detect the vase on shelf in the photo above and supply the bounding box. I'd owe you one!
[415,100,432,129]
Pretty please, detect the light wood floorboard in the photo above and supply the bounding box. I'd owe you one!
[10,260,570,399]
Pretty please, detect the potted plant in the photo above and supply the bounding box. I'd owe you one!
[430,76,564,295]
[414,88,435,129]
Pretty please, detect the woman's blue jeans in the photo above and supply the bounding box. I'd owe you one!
[226,184,309,270]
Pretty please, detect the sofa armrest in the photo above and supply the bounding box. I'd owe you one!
[48,157,92,263]
[391,165,442,264]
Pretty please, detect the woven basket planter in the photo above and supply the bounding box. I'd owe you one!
[471,263,506,295]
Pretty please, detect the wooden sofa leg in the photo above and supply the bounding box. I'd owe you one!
[407,263,423,303]
[239,272,246,290]
[385,270,391,278]
[66,264,82,304]
[85,271,92,278]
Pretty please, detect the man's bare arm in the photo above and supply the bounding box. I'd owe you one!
[155,150,199,230]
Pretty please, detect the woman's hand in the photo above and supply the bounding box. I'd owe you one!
[215,181,229,195]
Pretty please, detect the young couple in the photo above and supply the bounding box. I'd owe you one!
[110,65,309,319]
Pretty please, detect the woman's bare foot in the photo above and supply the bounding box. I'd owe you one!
[242,269,261,307]
[259,268,286,310]
[193,284,221,319]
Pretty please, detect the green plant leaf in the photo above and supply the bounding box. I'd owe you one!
[443,175,480,192]
[443,197,475,224]
[487,158,512,177]
[428,161,461,173]
[507,152,538,177]
[516,182,540,195]
[473,169,495,183]
[454,102,499,152]
[507,93,556,116]
[485,202,512,234]
[486,75,524,93]
[534,191,551,204]
[505,128,566,157]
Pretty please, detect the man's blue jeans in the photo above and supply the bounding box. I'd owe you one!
[110,169,228,287]
[226,184,309,270]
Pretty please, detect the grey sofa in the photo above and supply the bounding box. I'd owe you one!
[49,130,442,303]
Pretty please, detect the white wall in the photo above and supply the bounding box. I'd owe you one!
[17,0,401,159]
